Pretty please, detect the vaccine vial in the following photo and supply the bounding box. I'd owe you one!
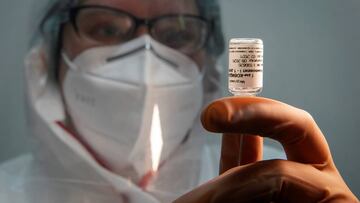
[228,38,263,96]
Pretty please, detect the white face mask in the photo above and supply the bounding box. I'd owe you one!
[62,35,204,181]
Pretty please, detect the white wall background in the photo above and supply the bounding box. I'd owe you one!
[0,0,359,197]
[0,1,32,163]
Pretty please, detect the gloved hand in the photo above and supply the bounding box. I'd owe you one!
[174,97,359,203]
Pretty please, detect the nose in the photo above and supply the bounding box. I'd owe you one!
[134,25,150,37]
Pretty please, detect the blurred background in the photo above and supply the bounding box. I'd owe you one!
[0,1,32,164]
[0,0,359,197]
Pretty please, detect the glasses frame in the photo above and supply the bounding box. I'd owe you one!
[67,5,212,53]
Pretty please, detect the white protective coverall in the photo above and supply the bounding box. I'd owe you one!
[0,44,284,203]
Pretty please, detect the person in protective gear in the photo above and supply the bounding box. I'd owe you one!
[0,0,357,203]
[52,2,225,200]
[174,97,359,202]
[0,0,231,202]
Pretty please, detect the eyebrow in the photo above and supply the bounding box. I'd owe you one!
[79,0,199,16]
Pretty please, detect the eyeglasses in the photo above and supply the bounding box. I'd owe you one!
[67,5,211,54]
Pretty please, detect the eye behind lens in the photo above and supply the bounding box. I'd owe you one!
[151,16,208,54]
[75,7,135,45]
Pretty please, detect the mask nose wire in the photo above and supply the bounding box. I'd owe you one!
[107,45,178,68]
[62,52,77,70]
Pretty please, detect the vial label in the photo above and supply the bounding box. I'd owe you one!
[229,38,263,95]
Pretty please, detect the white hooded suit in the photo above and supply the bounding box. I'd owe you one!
[0,43,284,203]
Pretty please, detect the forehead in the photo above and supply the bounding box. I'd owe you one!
[82,0,199,18]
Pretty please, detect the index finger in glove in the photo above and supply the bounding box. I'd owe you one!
[201,97,333,165]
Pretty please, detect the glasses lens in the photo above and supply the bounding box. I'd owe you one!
[152,16,208,54]
[75,8,134,45]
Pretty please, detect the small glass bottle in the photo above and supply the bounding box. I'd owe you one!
[228,38,263,96]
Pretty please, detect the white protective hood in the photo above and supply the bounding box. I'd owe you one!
[0,41,285,203]
[5,42,214,203]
